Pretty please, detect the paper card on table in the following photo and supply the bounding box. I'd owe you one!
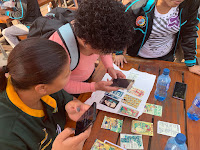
[157,121,181,137]
[131,120,153,136]
[122,94,141,109]
[90,139,112,150]
[128,87,145,98]
[144,103,162,116]
[101,116,123,133]
[100,96,119,109]
[104,140,126,150]
[127,72,139,80]
[105,90,124,101]
[118,106,139,118]
[120,134,143,149]
[110,90,125,98]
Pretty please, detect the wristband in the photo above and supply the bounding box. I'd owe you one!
[5,11,9,16]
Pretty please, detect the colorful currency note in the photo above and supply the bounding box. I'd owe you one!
[118,106,139,118]
[128,87,145,98]
[157,121,181,137]
[120,134,143,149]
[104,140,126,150]
[131,120,153,136]
[122,94,142,109]
[91,139,113,150]
[101,116,123,133]
[144,103,163,116]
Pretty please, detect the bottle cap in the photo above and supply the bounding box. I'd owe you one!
[175,133,186,144]
[163,68,170,75]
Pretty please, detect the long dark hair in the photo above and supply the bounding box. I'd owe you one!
[0,38,68,92]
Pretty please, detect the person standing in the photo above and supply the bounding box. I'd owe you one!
[114,0,200,75]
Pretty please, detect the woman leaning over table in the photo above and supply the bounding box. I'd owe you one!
[0,38,91,150]
[114,0,200,75]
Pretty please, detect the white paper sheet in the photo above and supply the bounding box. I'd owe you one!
[85,64,156,118]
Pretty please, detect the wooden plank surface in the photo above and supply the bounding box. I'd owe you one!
[150,68,186,150]
[184,72,200,150]
[65,57,200,150]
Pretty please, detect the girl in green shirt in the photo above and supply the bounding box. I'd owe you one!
[0,38,91,150]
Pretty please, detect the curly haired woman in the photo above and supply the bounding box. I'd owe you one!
[49,0,134,94]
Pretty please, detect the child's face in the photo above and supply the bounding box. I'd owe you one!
[162,0,184,7]
[45,61,71,94]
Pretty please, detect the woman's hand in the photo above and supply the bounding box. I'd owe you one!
[114,55,127,68]
[188,65,200,75]
[107,67,126,79]
[65,99,90,122]
[95,80,119,92]
[52,127,91,150]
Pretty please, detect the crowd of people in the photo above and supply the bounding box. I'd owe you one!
[0,0,199,149]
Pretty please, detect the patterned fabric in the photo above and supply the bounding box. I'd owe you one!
[138,6,180,58]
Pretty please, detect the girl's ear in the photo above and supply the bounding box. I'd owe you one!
[35,84,47,95]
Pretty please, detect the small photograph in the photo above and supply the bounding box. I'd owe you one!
[100,96,119,109]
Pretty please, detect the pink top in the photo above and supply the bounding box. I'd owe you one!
[49,31,113,94]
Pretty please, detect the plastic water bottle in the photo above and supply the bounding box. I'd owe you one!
[187,93,200,121]
[164,133,187,150]
[154,68,171,101]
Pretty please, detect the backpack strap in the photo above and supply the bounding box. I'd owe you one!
[57,23,80,71]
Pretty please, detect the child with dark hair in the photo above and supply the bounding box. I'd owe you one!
[114,0,200,75]
[0,38,91,150]
[49,0,134,94]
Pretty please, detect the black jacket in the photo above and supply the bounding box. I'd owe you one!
[126,0,200,67]
[6,0,42,26]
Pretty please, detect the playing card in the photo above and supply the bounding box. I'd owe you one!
[101,116,123,133]
[120,134,143,149]
[90,139,112,150]
[104,140,126,150]
[131,120,153,136]
[118,106,139,118]
[100,96,119,109]
[157,121,181,137]
[122,94,142,109]
[144,103,162,116]
[128,87,145,98]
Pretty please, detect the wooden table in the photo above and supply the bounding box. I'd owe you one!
[66,56,200,150]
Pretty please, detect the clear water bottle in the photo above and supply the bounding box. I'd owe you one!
[154,68,171,101]
[187,93,200,121]
[164,133,187,150]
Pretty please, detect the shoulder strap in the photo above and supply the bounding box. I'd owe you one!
[58,23,80,71]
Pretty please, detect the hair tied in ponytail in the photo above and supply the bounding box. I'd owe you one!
[3,66,9,73]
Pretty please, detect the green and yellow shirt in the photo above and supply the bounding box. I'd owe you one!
[0,80,73,150]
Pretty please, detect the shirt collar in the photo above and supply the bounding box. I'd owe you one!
[6,78,58,117]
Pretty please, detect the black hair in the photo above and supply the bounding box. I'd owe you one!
[0,38,68,91]
[74,0,134,54]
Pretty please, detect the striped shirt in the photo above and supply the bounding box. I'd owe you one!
[138,6,180,58]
